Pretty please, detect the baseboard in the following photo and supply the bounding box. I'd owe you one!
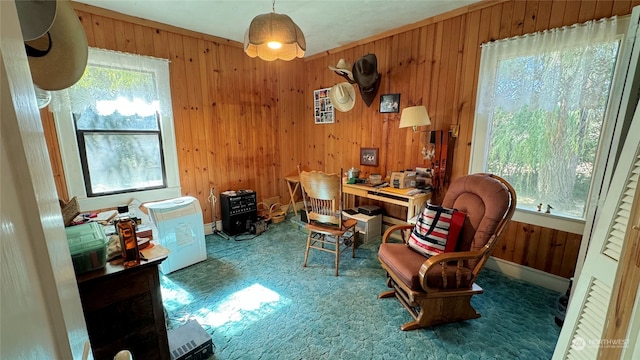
[485,257,569,293]
[204,221,221,235]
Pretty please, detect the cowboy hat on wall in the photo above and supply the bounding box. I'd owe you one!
[20,0,89,91]
[329,82,356,112]
[328,58,355,84]
[352,54,381,107]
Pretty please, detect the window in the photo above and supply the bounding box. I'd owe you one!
[52,48,181,210]
[470,18,626,231]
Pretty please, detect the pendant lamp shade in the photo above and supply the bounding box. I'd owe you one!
[244,12,306,61]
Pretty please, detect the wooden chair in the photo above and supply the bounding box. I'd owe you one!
[378,173,516,330]
[298,167,357,276]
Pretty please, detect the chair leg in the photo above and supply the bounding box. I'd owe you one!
[303,231,312,268]
[351,232,355,258]
[334,235,340,276]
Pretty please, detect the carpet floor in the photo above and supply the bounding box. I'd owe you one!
[160,219,561,360]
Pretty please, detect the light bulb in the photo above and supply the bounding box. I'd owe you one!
[267,41,282,49]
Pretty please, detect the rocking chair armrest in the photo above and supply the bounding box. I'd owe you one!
[381,224,415,244]
[418,250,486,291]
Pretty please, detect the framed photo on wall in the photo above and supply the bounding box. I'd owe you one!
[360,147,379,166]
[314,88,335,124]
[379,93,400,113]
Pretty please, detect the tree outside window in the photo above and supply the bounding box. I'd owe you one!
[472,18,622,220]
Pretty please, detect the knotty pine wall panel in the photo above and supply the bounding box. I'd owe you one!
[301,0,637,278]
[40,1,637,279]
[42,4,305,224]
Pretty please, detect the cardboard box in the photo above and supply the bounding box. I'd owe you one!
[390,171,417,189]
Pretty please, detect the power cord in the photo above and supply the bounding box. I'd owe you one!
[233,233,262,241]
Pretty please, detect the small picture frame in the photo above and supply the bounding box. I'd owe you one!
[360,147,379,166]
[379,93,400,113]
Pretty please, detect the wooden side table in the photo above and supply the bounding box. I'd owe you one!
[284,174,300,216]
[76,257,169,360]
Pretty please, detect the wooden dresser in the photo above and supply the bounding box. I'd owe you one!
[76,257,169,360]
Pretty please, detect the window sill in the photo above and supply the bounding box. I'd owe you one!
[76,186,182,212]
[511,208,585,235]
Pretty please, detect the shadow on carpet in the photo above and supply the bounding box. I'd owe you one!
[160,219,561,360]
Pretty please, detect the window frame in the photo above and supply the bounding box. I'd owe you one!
[469,18,629,234]
[74,113,168,197]
[53,48,181,211]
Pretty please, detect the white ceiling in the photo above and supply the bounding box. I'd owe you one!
[74,0,478,57]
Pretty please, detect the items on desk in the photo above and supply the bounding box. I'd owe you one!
[369,174,383,185]
[390,170,417,189]
[358,205,382,216]
[115,216,140,268]
[346,167,361,180]
[65,222,108,275]
[415,167,433,190]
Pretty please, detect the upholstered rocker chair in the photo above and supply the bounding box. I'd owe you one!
[298,167,357,276]
[378,173,516,330]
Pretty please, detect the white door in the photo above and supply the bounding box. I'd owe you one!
[552,88,640,359]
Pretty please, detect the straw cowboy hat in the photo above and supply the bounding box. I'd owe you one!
[329,82,356,112]
[23,0,88,91]
[16,0,58,41]
[352,54,381,107]
[328,58,355,83]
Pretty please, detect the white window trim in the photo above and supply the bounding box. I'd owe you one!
[469,17,630,234]
[52,48,181,211]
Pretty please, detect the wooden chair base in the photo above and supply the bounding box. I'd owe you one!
[379,284,483,330]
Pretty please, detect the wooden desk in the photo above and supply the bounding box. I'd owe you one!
[342,182,430,223]
[77,257,169,360]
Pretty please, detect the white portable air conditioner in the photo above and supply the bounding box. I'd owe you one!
[146,196,207,274]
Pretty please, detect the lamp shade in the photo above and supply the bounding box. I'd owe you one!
[244,12,306,61]
[399,105,431,131]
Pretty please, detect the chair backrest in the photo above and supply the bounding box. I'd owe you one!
[441,173,516,268]
[298,169,343,227]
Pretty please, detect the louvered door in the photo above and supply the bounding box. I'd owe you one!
[552,100,640,359]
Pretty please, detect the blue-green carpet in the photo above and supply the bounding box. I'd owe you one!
[160,218,561,360]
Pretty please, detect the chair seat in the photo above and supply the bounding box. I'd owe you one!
[305,218,358,236]
[378,243,473,291]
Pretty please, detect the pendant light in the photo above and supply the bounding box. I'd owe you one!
[244,0,306,61]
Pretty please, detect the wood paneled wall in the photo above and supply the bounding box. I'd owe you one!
[299,0,637,278]
[42,3,305,225]
[41,1,637,279]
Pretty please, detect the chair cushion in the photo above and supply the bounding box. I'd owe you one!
[379,243,473,291]
[306,218,357,236]
[442,174,510,268]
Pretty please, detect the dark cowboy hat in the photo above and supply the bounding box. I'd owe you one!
[353,54,381,107]
[352,54,380,89]
[359,75,381,107]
